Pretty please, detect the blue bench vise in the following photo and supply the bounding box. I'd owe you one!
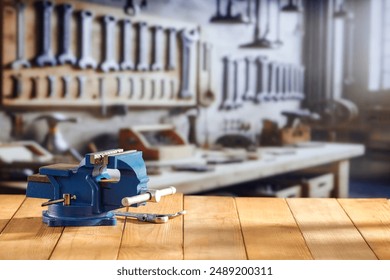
[26,149,181,226]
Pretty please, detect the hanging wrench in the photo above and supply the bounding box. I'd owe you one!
[76,75,86,98]
[242,56,256,101]
[151,25,164,71]
[120,19,134,70]
[264,62,278,102]
[30,76,39,99]
[11,1,31,69]
[78,10,97,69]
[220,56,235,110]
[286,64,294,100]
[166,27,177,70]
[170,79,176,99]
[100,15,119,72]
[136,22,149,71]
[57,4,76,65]
[10,74,23,99]
[233,59,244,108]
[275,63,283,101]
[98,77,107,116]
[179,28,199,99]
[296,66,305,100]
[61,76,71,98]
[160,79,166,99]
[34,1,56,67]
[128,77,134,99]
[254,56,269,103]
[116,76,124,97]
[47,75,56,98]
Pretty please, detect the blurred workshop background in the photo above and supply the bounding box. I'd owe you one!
[0,0,389,198]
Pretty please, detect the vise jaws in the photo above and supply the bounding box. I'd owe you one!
[26,149,181,226]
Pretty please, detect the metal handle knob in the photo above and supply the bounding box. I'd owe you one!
[121,186,176,207]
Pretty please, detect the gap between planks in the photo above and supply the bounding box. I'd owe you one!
[235,197,312,260]
[338,198,390,260]
[286,198,377,260]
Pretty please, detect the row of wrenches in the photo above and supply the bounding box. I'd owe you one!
[220,56,305,110]
[9,0,178,72]
[8,74,179,101]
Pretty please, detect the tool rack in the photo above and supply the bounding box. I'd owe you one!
[1,0,201,110]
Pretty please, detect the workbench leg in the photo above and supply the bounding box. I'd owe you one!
[330,160,350,198]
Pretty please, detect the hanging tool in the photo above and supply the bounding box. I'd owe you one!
[10,74,23,99]
[233,59,244,108]
[240,0,275,49]
[281,0,301,12]
[242,56,256,101]
[166,27,177,70]
[30,76,39,99]
[11,0,31,69]
[46,75,56,98]
[26,149,183,226]
[120,19,134,70]
[210,0,249,24]
[124,0,147,16]
[151,25,164,71]
[34,0,56,67]
[100,15,119,72]
[77,10,97,69]
[179,28,199,99]
[199,43,215,107]
[274,0,283,47]
[57,3,76,65]
[220,56,235,109]
[254,56,269,103]
[136,22,149,71]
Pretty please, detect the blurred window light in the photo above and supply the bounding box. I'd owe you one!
[333,18,345,99]
[369,0,390,91]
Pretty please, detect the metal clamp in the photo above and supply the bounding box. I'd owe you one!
[114,210,186,223]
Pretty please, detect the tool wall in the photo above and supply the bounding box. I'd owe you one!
[220,55,305,111]
[1,0,200,110]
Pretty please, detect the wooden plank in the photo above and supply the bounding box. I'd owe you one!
[339,199,390,260]
[235,197,312,260]
[50,221,125,260]
[0,195,25,233]
[0,197,63,260]
[183,196,247,260]
[287,198,377,260]
[118,193,184,260]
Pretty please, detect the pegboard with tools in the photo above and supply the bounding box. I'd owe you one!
[1,0,201,110]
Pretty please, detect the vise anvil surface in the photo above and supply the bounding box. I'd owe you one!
[26,149,152,227]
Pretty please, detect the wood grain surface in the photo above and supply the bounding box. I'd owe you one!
[183,196,247,260]
[339,199,390,260]
[0,195,387,260]
[0,194,25,233]
[287,198,377,260]
[236,197,312,260]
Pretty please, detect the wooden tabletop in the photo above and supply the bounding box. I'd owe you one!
[0,194,389,260]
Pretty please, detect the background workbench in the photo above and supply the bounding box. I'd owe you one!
[148,143,364,197]
[1,194,389,260]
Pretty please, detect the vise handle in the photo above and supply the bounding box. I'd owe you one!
[121,186,176,207]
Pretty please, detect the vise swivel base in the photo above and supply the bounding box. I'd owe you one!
[26,149,183,227]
